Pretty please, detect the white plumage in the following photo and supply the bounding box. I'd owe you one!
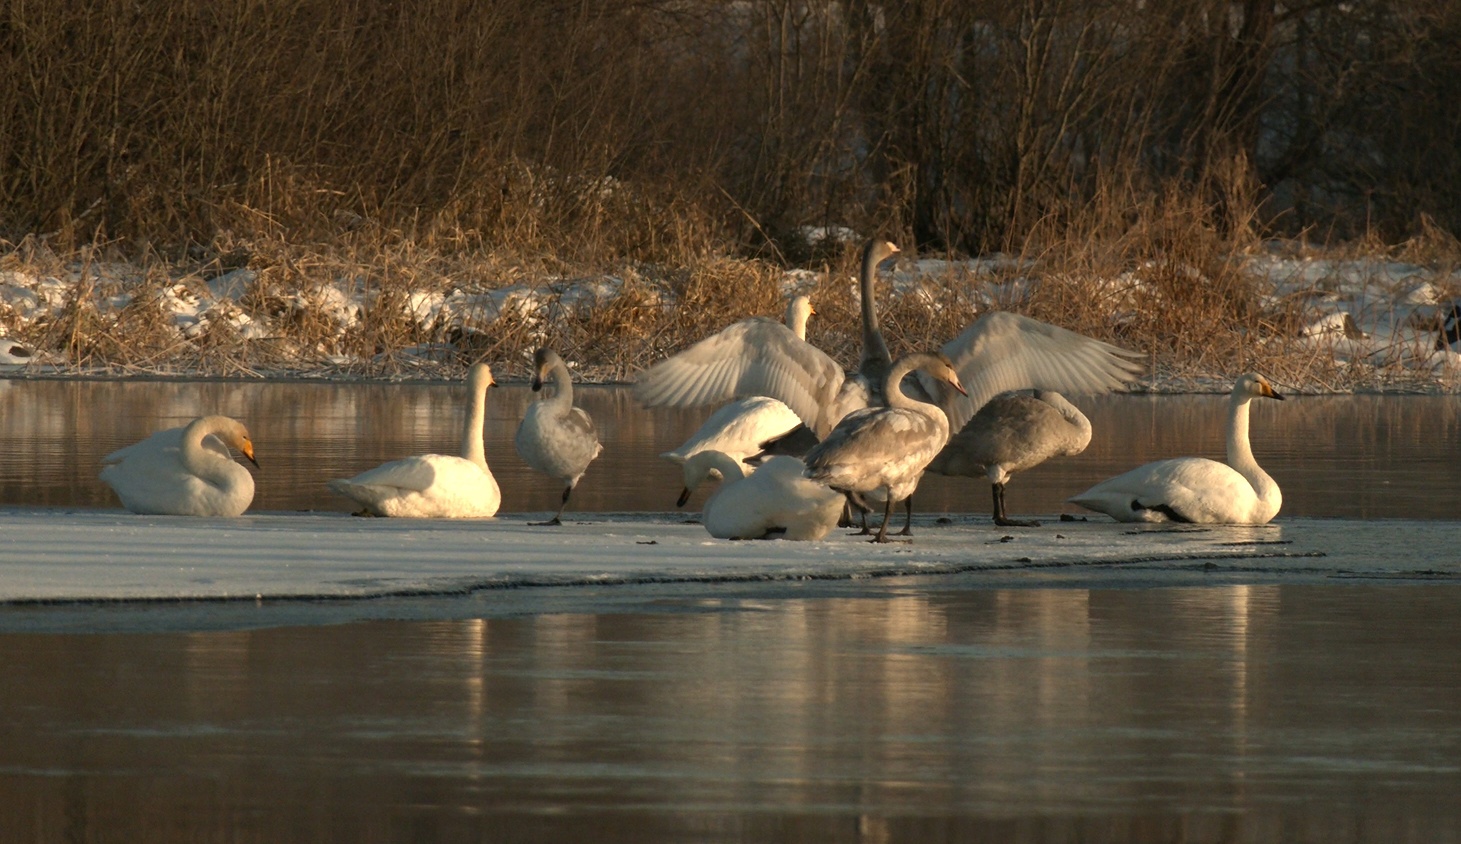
[100,415,258,517]
[678,451,844,541]
[1068,373,1284,525]
[328,362,501,518]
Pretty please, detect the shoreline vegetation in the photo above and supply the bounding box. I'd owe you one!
[3,0,1460,392]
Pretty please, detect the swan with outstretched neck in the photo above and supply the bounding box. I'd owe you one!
[100,415,258,517]
[328,362,501,518]
[1068,373,1284,524]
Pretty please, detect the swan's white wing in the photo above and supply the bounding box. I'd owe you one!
[633,317,845,435]
[934,312,1143,432]
[336,455,444,494]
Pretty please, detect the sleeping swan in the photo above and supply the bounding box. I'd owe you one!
[678,451,844,540]
[100,415,258,516]
[1068,373,1284,524]
[328,362,501,518]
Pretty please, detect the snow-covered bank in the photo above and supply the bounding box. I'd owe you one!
[2,509,1456,608]
[3,242,1460,391]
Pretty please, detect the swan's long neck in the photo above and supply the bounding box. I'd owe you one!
[858,248,892,381]
[460,379,489,468]
[543,362,575,413]
[884,356,941,419]
[180,419,234,489]
[701,451,746,484]
[1226,394,1276,499]
[786,300,810,341]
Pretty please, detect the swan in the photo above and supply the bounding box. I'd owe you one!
[659,296,812,467]
[327,362,501,518]
[99,415,258,516]
[927,390,1091,527]
[802,352,967,543]
[634,238,1141,442]
[1068,373,1284,524]
[515,347,603,525]
[677,451,844,540]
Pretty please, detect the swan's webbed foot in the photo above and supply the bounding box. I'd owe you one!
[994,516,1041,527]
[530,516,563,526]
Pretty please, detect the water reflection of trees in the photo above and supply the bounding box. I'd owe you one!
[2,382,1458,517]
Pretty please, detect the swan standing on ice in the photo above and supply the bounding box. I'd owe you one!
[677,451,844,540]
[803,352,967,543]
[515,347,603,525]
[1068,373,1285,524]
[926,390,1092,527]
[99,415,258,517]
[659,296,813,467]
[327,362,501,518]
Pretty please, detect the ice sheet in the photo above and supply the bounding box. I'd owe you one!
[3,508,1457,605]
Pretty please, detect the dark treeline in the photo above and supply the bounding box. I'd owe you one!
[2,0,1459,262]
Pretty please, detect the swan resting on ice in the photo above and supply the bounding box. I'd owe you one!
[677,451,843,540]
[1068,373,1284,525]
[328,362,502,518]
[100,415,258,517]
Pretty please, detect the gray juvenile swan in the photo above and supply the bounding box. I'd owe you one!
[926,390,1091,527]
[515,347,603,525]
[802,352,967,543]
[328,362,501,518]
[100,415,258,517]
[1068,373,1284,524]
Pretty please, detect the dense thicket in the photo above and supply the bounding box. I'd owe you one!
[2,0,1459,260]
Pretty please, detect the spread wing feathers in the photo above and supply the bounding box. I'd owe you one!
[934,312,1144,432]
[633,317,845,434]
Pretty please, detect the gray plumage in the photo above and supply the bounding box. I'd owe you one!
[926,390,1091,527]
[515,348,602,525]
[803,351,966,543]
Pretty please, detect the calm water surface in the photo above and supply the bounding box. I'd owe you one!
[1,377,1459,518]
[2,378,1460,842]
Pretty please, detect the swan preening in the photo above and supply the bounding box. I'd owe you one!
[1068,373,1284,524]
[803,352,967,543]
[515,347,603,525]
[678,451,843,540]
[927,390,1092,527]
[100,415,258,517]
[328,363,502,518]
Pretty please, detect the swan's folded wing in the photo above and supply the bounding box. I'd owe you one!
[633,317,844,434]
[937,312,1144,432]
[337,455,442,493]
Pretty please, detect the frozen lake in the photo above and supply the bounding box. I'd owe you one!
[2,378,1460,841]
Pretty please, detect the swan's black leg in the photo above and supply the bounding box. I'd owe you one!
[895,495,914,536]
[993,483,1040,527]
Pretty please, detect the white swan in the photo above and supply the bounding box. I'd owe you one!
[927,390,1092,527]
[515,347,603,525]
[660,296,813,467]
[634,238,1141,440]
[327,362,501,518]
[1068,373,1284,524]
[803,352,967,542]
[678,451,844,540]
[100,415,258,516]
